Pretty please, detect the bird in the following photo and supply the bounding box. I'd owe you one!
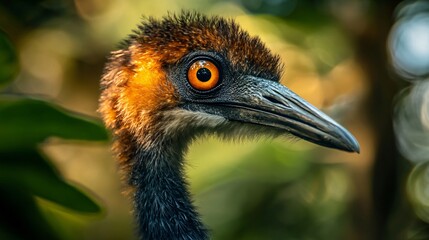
[98,12,360,240]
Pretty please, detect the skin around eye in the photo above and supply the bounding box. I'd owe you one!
[187,60,219,91]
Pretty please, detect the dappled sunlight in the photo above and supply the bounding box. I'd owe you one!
[15,29,76,97]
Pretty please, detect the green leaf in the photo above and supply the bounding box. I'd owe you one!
[0,30,19,88]
[0,149,103,213]
[0,97,108,151]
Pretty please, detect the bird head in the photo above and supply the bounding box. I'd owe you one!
[99,12,359,165]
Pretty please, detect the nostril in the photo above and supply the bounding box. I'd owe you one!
[262,94,292,108]
[263,95,286,106]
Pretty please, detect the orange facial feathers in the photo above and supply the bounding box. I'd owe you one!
[99,47,179,142]
[99,47,179,181]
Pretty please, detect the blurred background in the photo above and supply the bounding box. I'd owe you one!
[1,0,429,239]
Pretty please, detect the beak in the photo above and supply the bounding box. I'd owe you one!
[186,76,360,153]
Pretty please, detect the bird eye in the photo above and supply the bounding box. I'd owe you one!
[187,59,220,91]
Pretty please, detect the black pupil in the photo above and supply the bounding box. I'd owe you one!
[196,68,211,82]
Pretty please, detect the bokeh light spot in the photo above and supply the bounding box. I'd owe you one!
[394,81,429,163]
[408,161,429,223]
[389,1,429,79]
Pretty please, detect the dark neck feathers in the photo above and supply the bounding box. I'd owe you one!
[131,141,208,240]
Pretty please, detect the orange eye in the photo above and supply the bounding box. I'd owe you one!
[187,60,220,91]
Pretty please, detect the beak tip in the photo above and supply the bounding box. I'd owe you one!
[344,133,360,154]
[353,142,361,154]
[349,142,360,154]
[354,143,360,154]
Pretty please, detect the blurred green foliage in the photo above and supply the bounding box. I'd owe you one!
[0,0,74,27]
[0,30,18,87]
[197,143,349,240]
[0,98,107,151]
[237,0,332,27]
[0,31,106,239]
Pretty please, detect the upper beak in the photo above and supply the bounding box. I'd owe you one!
[186,76,360,153]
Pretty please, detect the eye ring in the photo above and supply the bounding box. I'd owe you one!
[187,59,220,91]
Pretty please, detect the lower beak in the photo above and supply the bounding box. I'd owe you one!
[187,76,360,153]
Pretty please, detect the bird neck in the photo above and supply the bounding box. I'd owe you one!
[131,141,208,240]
